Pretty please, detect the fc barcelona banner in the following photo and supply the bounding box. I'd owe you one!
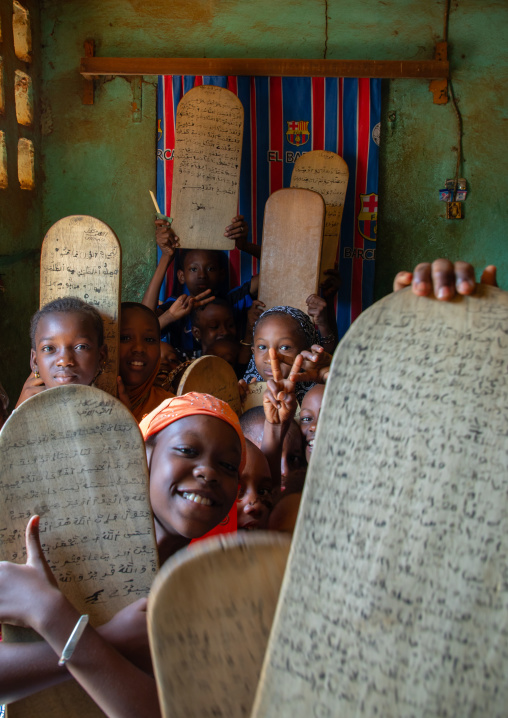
[156,75,381,338]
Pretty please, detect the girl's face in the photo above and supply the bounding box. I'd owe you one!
[148,415,242,543]
[253,315,307,381]
[119,308,160,387]
[300,384,325,462]
[30,312,106,389]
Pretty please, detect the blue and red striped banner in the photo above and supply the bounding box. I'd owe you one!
[156,76,381,337]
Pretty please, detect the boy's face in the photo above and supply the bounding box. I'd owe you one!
[31,312,106,389]
[192,304,237,354]
[149,415,242,541]
[119,308,160,387]
[237,443,274,531]
[300,384,325,462]
[177,250,223,297]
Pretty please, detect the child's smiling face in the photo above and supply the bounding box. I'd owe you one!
[148,415,242,542]
[252,314,307,381]
[30,312,106,388]
[237,442,274,531]
[300,384,325,462]
[119,307,161,387]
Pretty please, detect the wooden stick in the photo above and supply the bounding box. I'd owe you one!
[149,190,161,214]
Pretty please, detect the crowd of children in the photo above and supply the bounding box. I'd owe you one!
[0,202,497,718]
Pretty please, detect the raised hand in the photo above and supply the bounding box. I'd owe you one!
[263,349,297,425]
[155,220,180,258]
[161,289,215,325]
[319,268,341,299]
[224,215,249,249]
[289,344,332,384]
[393,259,498,299]
[306,294,328,326]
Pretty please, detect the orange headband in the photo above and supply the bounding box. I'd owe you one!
[139,392,246,472]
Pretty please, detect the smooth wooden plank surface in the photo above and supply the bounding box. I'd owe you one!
[252,285,508,717]
[148,532,290,718]
[170,85,243,250]
[177,355,242,416]
[40,215,121,396]
[0,385,157,718]
[80,57,450,79]
[258,188,324,312]
[291,150,349,282]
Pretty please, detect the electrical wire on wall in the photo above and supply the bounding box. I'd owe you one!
[443,0,464,202]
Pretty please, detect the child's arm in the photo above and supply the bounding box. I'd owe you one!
[225,215,261,260]
[306,294,338,352]
[0,598,151,704]
[262,349,298,489]
[157,289,214,331]
[142,221,180,312]
[0,516,160,718]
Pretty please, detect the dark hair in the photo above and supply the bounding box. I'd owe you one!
[177,247,226,273]
[121,302,161,340]
[190,297,233,328]
[239,406,265,438]
[30,297,104,349]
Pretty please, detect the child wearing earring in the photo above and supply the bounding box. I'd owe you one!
[15,297,108,408]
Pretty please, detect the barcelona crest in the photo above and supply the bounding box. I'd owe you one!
[286,120,310,147]
[358,193,378,242]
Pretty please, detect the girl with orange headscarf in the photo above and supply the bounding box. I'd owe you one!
[140,392,246,562]
[0,393,246,716]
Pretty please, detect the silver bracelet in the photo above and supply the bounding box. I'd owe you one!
[58,614,89,666]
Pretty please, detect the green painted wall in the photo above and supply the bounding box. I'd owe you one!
[0,0,41,405]
[2,0,507,401]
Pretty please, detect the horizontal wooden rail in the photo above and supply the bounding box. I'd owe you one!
[80,57,449,80]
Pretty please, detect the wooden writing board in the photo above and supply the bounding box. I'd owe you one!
[0,385,157,718]
[258,188,324,313]
[252,284,508,717]
[39,215,121,396]
[148,532,290,718]
[291,150,349,283]
[177,355,242,416]
[242,380,267,413]
[171,85,244,250]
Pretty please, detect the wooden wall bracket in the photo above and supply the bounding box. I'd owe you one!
[82,40,95,105]
[429,42,449,104]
